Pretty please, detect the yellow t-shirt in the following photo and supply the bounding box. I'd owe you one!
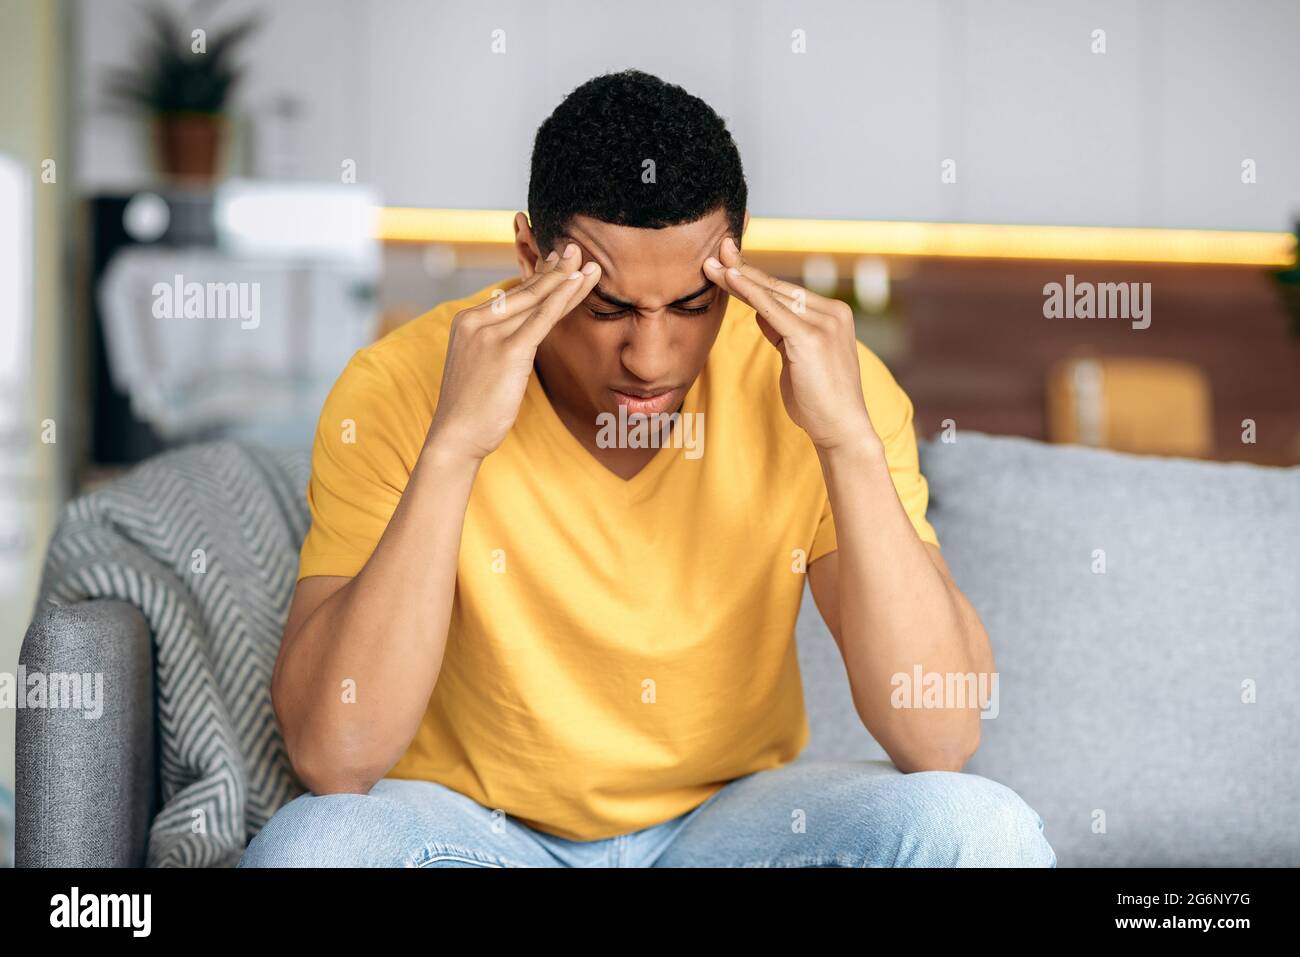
[297,275,939,841]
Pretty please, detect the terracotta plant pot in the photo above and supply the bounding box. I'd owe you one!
[153,112,227,182]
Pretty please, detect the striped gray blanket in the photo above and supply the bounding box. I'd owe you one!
[36,440,311,867]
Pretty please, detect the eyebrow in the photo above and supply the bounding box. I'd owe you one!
[591,281,717,310]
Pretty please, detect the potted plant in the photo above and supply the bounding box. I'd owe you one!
[106,1,261,182]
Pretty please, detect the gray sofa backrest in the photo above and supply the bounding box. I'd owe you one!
[795,432,1300,866]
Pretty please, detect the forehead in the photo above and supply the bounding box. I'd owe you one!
[562,211,730,307]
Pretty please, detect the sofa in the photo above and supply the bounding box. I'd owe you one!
[17,432,1300,866]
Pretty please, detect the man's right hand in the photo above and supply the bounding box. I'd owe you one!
[426,242,600,462]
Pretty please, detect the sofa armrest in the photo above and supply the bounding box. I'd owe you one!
[16,599,157,867]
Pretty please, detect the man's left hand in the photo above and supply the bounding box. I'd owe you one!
[703,236,876,453]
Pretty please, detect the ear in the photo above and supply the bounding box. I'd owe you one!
[514,212,542,278]
[741,209,750,240]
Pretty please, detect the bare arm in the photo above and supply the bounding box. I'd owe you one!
[272,244,602,794]
[271,440,480,795]
[807,484,994,774]
[703,237,992,774]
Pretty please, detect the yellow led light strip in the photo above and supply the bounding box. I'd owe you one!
[375,207,1297,267]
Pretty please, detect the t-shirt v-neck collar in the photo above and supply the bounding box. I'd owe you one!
[521,362,705,500]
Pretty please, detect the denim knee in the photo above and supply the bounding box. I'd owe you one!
[889,771,1057,867]
[238,790,421,868]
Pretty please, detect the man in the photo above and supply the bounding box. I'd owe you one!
[240,70,1055,867]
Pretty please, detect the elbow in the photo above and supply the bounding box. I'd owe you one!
[283,728,382,796]
[889,722,982,774]
[895,750,972,774]
[273,685,382,796]
[292,755,377,797]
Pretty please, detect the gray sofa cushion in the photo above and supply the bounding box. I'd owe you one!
[796,432,1300,866]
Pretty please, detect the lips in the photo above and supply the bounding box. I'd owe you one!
[609,387,682,415]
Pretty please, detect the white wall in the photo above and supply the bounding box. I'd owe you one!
[76,0,1300,229]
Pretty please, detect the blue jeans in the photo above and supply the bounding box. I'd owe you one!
[238,759,1056,867]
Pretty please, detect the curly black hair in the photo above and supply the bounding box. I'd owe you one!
[527,70,747,254]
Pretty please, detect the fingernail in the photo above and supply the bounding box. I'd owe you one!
[581,261,598,274]
[704,257,722,269]
[564,243,578,258]
[727,267,742,278]
[546,250,558,262]
[568,270,582,280]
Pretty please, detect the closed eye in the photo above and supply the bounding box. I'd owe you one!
[588,302,713,320]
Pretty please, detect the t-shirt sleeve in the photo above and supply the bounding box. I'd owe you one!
[808,342,939,564]
[296,346,417,582]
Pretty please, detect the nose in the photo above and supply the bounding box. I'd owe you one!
[619,312,677,385]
